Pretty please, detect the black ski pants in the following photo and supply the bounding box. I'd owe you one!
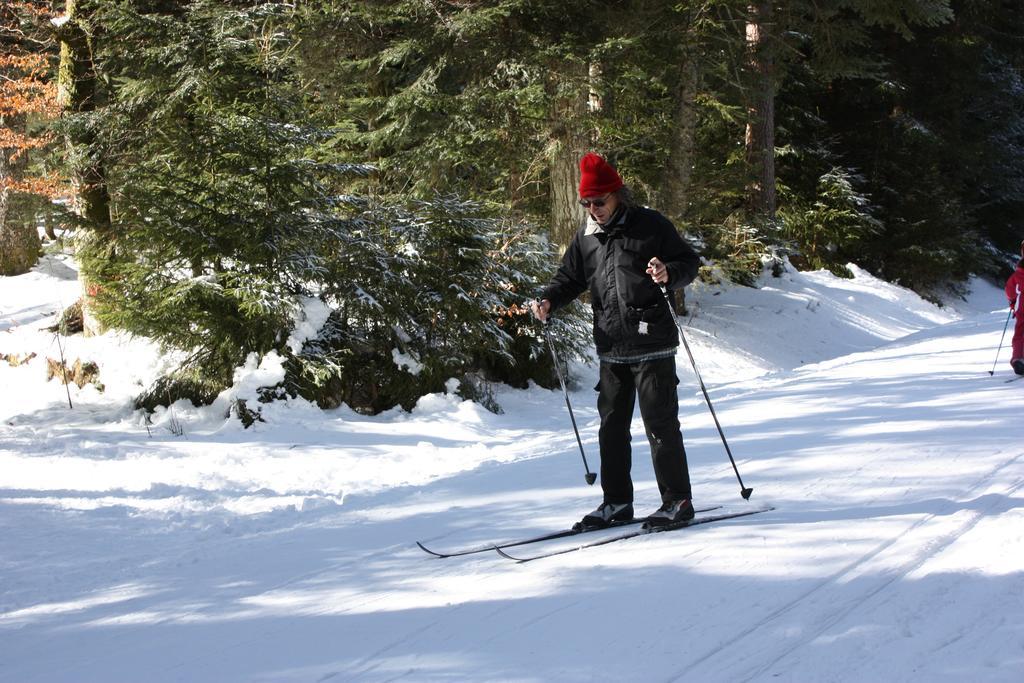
[596,356,692,505]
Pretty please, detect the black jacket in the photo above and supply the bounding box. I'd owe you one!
[542,206,700,358]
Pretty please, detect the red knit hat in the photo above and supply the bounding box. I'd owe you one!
[578,152,623,198]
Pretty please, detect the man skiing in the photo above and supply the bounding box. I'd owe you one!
[531,152,701,529]
[1005,239,1024,376]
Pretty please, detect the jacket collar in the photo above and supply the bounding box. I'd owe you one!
[584,206,628,236]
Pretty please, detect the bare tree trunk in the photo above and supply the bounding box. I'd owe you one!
[0,114,41,276]
[547,65,590,251]
[744,0,776,222]
[663,57,700,222]
[549,143,580,251]
[0,213,41,276]
[58,0,111,336]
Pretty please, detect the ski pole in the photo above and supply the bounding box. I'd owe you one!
[987,309,1011,374]
[542,319,597,486]
[658,284,753,500]
[990,288,1019,376]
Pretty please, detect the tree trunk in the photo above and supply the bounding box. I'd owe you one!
[547,66,589,251]
[549,142,580,251]
[58,0,111,336]
[0,210,41,275]
[0,112,41,275]
[744,0,776,223]
[663,56,700,222]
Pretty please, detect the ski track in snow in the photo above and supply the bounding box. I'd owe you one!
[672,452,1024,682]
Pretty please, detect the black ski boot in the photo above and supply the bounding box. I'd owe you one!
[644,499,695,528]
[575,502,634,531]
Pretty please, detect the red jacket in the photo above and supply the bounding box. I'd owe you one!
[1006,263,1024,312]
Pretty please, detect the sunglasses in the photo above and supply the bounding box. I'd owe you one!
[578,194,611,208]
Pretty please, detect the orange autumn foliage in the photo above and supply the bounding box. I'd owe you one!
[1,0,68,201]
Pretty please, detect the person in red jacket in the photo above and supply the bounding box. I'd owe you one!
[1005,240,1024,376]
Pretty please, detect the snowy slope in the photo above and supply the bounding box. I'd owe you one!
[1,256,1022,682]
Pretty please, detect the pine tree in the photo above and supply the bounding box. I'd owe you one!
[790,0,1020,289]
[66,1,587,414]
[288,194,589,413]
[55,0,1024,420]
[290,0,1018,295]
[751,0,958,281]
[299,2,608,229]
[79,1,356,385]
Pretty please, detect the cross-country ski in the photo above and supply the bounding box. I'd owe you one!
[416,505,722,558]
[495,505,775,562]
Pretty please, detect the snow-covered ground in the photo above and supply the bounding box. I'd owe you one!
[1,254,1022,682]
